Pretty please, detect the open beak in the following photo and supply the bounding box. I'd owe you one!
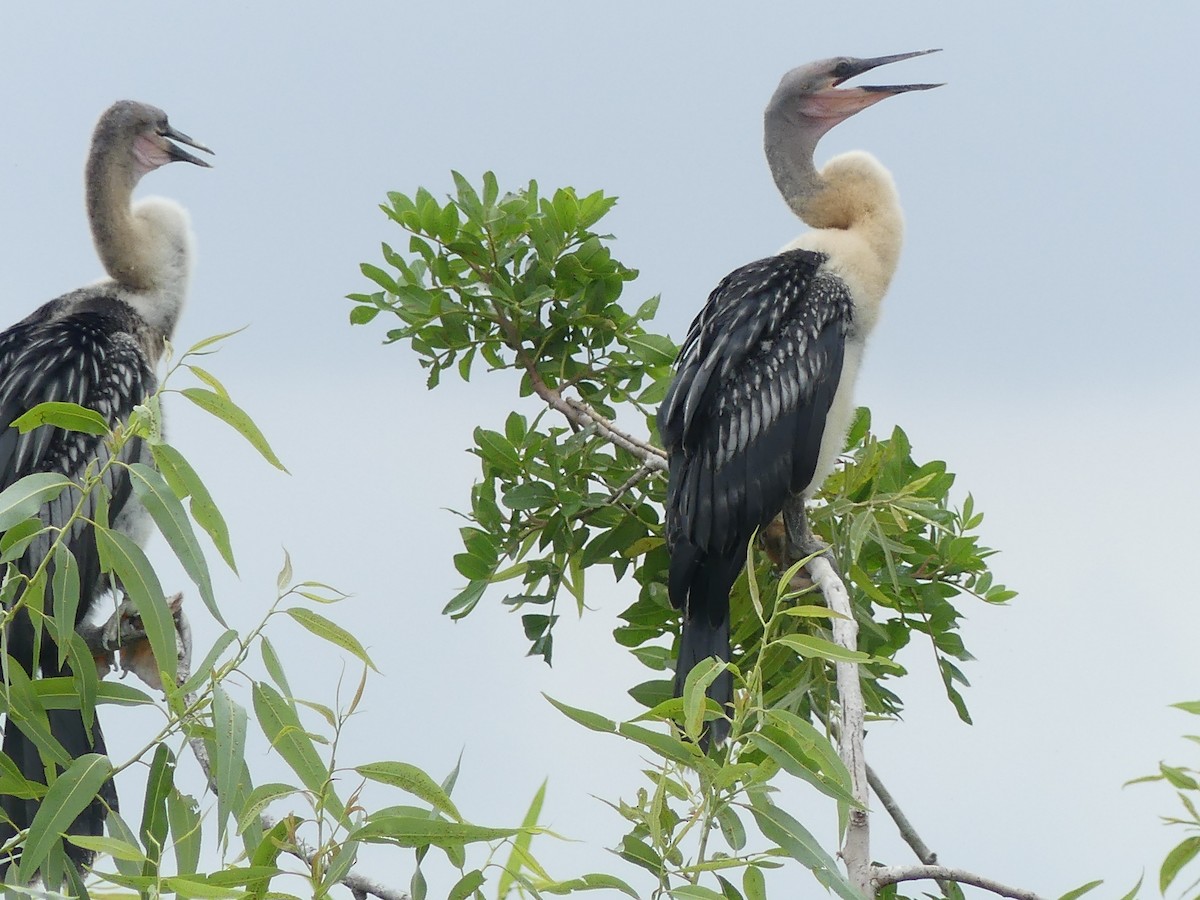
[802,49,943,120]
[162,124,215,168]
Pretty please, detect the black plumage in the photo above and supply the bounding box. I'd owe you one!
[658,248,853,743]
[0,295,155,869]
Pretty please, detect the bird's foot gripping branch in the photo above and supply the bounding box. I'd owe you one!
[352,172,1027,898]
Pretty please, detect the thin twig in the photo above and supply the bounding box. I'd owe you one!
[109,596,411,900]
[518,354,667,472]
[867,763,955,897]
[872,864,1046,900]
[866,764,936,866]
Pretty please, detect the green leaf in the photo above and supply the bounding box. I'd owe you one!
[140,744,174,877]
[543,694,617,733]
[742,867,767,900]
[51,544,80,669]
[623,334,677,366]
[168,789,203,876]
[95,524,177,689]
[64,834,147,863]
[285,607,377,671]
[1057,880,1103,900]
[213,682,248,843]
[350,816,522,848]
[184,327,249,356]
[447,870,485,900]
[128,462,223,626]
[17,754,112,883]
[670,887,727,899]
[771,633,872,665]
[236,783,298,835]
[150,443,237,574]
[1161,835,1200,893]
[0,472,71,532]
[498,779,546,897]
[749,797,859,900]
[537,873,640,897]
[4,657,69,768]
[251,682,342,820]
[180,388,288,472]
[355,762,462,822]
[10,401,109,436]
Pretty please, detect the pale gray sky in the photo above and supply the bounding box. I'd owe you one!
[2,4,1198,898]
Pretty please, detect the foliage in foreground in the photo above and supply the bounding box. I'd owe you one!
[350,172,1021,897]
[0,339,597,900]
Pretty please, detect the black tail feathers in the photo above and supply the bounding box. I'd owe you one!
[675,612,732,747]
[0,709,116,876]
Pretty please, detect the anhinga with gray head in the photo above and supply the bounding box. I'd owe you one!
[0,101,211,873]
[658,52,940,745]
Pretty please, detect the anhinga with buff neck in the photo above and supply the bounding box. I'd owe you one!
[0,100,212,875]
[658,52,941,745]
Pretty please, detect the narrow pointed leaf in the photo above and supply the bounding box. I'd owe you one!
[11,402,109,436]
[128,463,222,626]
[354,762,461,822]
[17,754,112,883]
[213,683,248,843]
[0,473,71,532]
[285,608,376,671]
[150,443,237,573]
[94,524,177,689]
[180,388,287,472]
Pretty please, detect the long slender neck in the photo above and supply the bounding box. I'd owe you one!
[764,102,825,223]
[86,143,157,291]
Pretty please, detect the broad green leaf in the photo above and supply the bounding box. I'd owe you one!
[94,524,177,689]
[537,873,640,897]
[748,797,859,900]
[128,463,222,625]
[213,683,248,843]
[670,887,727,899]
[140,745,174,878]
[771,633,872,665]
[447,870,485,900]
[1161,836,1200,893]
[64,834,147,863]
[236,783,299,835]
[168,789,203,876]
[150,443,237,573]
[742,867,767,900]
[180,388,287,472]
[355,762,462,822]
[4,658,69,767]
[0,472,71,532]
[623,334,677,366]
[285,608,377,671]
[350,816,522,848]
[17,754,112,883]
[259,635,293,700]
[10,402,109,436]
[51,545,80,669]
[251,682,342,821]
[543,694,616,733]
[681,657,724,740]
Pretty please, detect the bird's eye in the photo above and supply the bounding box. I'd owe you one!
[832,60,853,80]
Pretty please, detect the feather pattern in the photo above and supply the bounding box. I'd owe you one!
[658,248,854,743]
[0,291,156,866]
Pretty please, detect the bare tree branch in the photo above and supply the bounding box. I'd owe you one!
[807,556,870,895]
[872,864,1046,900]
[866,763,937,867]
[518,353,667,472]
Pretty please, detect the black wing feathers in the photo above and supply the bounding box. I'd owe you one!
[658,249,854,737]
